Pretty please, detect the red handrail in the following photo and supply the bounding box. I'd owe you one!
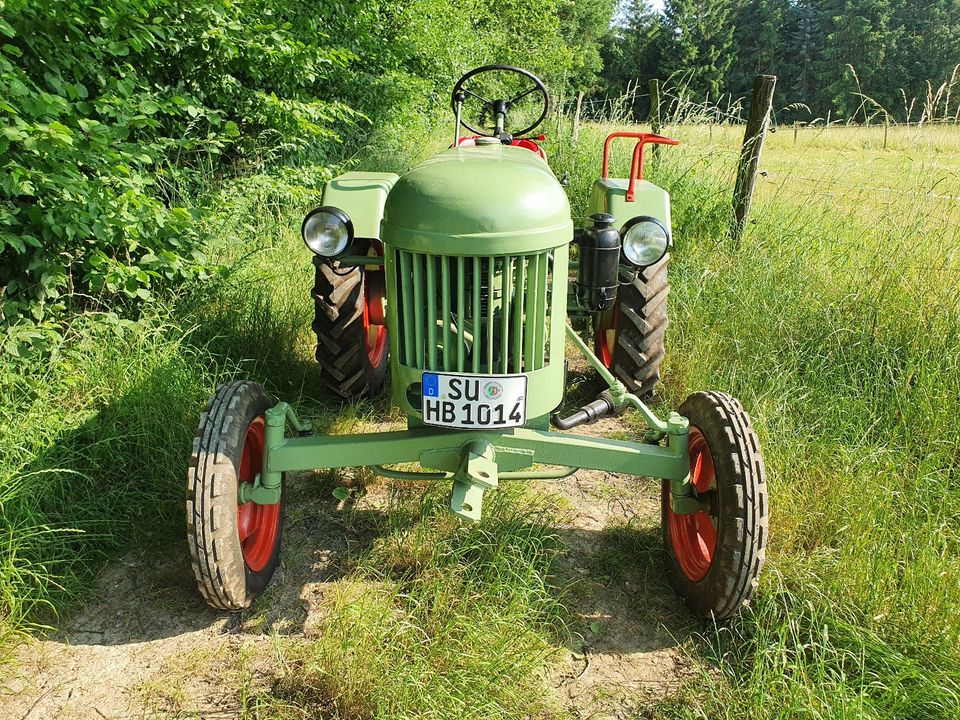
[601,131,680,202]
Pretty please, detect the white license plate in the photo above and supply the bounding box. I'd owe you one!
[421,372,527,429]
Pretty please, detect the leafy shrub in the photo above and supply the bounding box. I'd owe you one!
[0,0,360,327]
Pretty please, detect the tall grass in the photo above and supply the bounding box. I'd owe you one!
[3,98,959,720]
[0,164,331,653]
[261,486,567,718]
[552,120,960,717]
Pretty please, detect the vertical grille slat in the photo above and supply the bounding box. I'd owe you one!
[472,257,481,373]
[500,257,512,373]
[394,249,553,374]
[512,258,525,373]
[456,257,466,372]
[412,253,425,367]
[441,256,452,371]
[426,256,438,370]
[524,252,539,370]
[536,253,550,369]
[399,250,414,366]
[485,257,495,371]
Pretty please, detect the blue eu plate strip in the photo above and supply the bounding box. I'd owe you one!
[422,372,439,397]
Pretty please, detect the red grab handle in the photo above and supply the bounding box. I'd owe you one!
[601,131,680,202]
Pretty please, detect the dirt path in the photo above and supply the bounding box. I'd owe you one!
[0,417,698,720]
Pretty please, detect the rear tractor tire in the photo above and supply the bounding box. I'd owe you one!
[594,255,669,397]
[187,381,284,610]
[662,391,768,620]
[312,255,388,399]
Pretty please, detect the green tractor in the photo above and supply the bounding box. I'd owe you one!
[187,66,767,620]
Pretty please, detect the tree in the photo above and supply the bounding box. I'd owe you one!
[816,0,896,118]
[727,0,790,101]
[558,0,619,91]
[597,0,663,114]
[659,0,737,100]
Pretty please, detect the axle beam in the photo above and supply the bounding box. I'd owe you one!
[258,403,689,485]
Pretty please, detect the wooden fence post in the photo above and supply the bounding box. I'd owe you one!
[572,90,584,142]
[649,79,661,134]
[731,74,777,245]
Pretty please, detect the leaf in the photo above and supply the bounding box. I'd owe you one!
[589,621,602,634]
[332,487,350,501]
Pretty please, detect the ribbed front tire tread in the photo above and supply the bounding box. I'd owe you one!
[662,391,768,620]
[186,381,282,611]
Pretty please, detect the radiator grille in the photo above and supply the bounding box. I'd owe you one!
[392,249,552,373]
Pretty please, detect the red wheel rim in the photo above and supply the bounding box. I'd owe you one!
[362,243,387,367]
[667,426,718,582]
[596,306,617,368]
[362,275,387,367]
[237,417,280,572]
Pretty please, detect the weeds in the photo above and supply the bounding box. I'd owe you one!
[551,119,960,717]
[2,102,959,719]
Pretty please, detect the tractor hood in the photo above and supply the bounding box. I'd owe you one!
[381,145,573,254]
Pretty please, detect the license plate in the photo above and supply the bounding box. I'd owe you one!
[421,372,527,429]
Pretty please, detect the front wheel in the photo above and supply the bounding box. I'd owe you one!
[662,391,768,619]
[187,381,284,610]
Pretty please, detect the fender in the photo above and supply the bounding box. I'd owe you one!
[321,171,399,240]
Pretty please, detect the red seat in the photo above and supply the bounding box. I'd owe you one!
[455,135,547,159]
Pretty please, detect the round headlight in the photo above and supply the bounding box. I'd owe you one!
[302,206,353,257]
[621,216,670,267]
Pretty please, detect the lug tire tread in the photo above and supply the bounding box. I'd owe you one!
[312,258,387,399]
[603,255,669,397]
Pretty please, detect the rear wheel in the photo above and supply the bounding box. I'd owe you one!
[594,256,668,397]
[312,253,388,399]
[187,381,284,610]
[662,391,767,619]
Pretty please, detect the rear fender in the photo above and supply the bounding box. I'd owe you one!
[587,178,672,239]
[321,172,399,240]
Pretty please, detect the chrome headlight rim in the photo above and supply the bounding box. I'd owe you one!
[301,206,354,258]
[620,215,671,268]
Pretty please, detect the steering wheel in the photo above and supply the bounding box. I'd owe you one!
[451,65,550,138]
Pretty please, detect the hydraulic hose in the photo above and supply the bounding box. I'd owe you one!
[551,390,620,430]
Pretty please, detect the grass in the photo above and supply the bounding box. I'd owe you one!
[261,486,567,718]
[553,120,960,718]
[2,115,959,719]
[0,164,333,652]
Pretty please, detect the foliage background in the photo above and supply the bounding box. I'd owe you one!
[2,1,960,717]
[600,0,960,122]
[0,0,592,333]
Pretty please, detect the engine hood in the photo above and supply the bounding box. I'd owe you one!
[381,145,572,254]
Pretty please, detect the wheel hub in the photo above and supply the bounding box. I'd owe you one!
[667,426,718,581]
[237,417,280,572]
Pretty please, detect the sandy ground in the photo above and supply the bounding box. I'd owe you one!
[0,414,699,720]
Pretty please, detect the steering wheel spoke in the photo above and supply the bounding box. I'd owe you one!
[460,86,493,107]
[451,65,549,138]
[508,84,541,105]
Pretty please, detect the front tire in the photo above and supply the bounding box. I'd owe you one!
[594,256,669,397]
[187,381,284,610]
[662,391,768,619]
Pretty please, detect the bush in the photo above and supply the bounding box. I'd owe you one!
[0,0,360,327]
